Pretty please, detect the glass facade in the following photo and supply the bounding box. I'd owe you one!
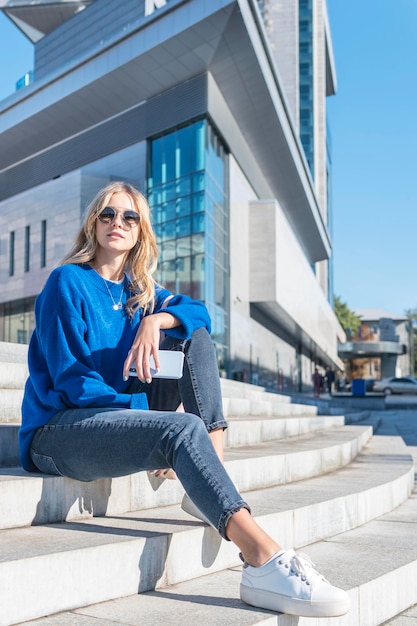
[148,119,229,365]
[299,0,314,177]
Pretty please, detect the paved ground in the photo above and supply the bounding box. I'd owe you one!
[358,405,417,626]
[366,408,417,446]
[386,395,417,408]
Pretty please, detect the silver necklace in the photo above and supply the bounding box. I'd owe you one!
[102,276,125,311]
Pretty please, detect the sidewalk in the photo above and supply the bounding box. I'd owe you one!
[288,389,417,413]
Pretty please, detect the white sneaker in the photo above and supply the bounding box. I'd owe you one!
[240,549,350,618]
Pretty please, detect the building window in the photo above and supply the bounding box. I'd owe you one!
[148,119,229,364]
[41,220,47,268]
[24,225,30,272]
[299,0,314,177]
[2,297,35,344]
[9,231,15,277]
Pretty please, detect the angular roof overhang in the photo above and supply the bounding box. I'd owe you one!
[0,0,331,262]
[253,303,345,371]
[338,341,406,359]
[0,0,93,42]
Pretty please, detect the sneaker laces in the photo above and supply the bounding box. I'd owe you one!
[283,552,329,587]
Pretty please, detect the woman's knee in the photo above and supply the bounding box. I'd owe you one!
[186,327,215,358]
[191,326,211,345]
[171,410,205,436]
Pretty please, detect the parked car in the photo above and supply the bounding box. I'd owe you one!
[373,376,417,395]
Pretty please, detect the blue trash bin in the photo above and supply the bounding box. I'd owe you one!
[351,379,366,396]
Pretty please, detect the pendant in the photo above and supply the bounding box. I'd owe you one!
[113,303,123,311]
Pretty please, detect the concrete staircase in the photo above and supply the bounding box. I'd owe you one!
[0,341,416,626]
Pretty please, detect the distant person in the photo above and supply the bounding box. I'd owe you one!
[325,367,335,395]
[19,182,350,619]
[313,367,322,398]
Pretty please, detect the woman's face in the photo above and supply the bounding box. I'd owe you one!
[95,191,140,256]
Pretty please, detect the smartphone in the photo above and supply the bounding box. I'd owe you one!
[129,350,185,379]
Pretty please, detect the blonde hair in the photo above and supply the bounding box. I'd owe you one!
[61,181,158,316]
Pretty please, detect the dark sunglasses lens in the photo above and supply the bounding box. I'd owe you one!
[98,207,116,223]
[123,211,140,226]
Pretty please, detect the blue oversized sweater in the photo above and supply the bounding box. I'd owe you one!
[19,264,211,472]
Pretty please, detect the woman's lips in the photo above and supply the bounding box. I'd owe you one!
[108,232,124,239]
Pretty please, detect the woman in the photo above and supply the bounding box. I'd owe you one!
[19,182,350,618]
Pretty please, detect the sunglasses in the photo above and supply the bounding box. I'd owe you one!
[97,206,140,229]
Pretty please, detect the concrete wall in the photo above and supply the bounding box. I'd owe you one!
[0,171,82,304]
[228,155,299,387]
[228,154,337,390]
[248,197,342,366]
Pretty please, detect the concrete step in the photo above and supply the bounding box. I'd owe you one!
[0,354,316,423]
[0,342,28,363]
[22,484,417,626]
[222,395,317,418]
[0,353,26,425]
[0,425,371,529]
[0,343,294,412]
[0,390,24,423]
[219,379,318,417]
[0,362,28,389]
[382,605,417,625]
[219,378,291,402]
[0,435,412,626]
[0,388,318,425]
[0,426,19,467]
[225,414,344,447]
[0,414,346,468]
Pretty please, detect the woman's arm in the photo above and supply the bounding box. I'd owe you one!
[123,291,211,382]
[122,309,180,382]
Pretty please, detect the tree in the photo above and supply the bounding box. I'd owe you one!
[333,296,361,338]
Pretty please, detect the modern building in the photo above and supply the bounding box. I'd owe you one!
[338,309,410,380]
[0,0,344,392]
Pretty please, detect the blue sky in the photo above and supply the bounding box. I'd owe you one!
[1,3,416,316]
[327,0,417,316]
[0,12,33,99]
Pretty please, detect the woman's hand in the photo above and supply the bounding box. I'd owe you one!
[123,311,180,383]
